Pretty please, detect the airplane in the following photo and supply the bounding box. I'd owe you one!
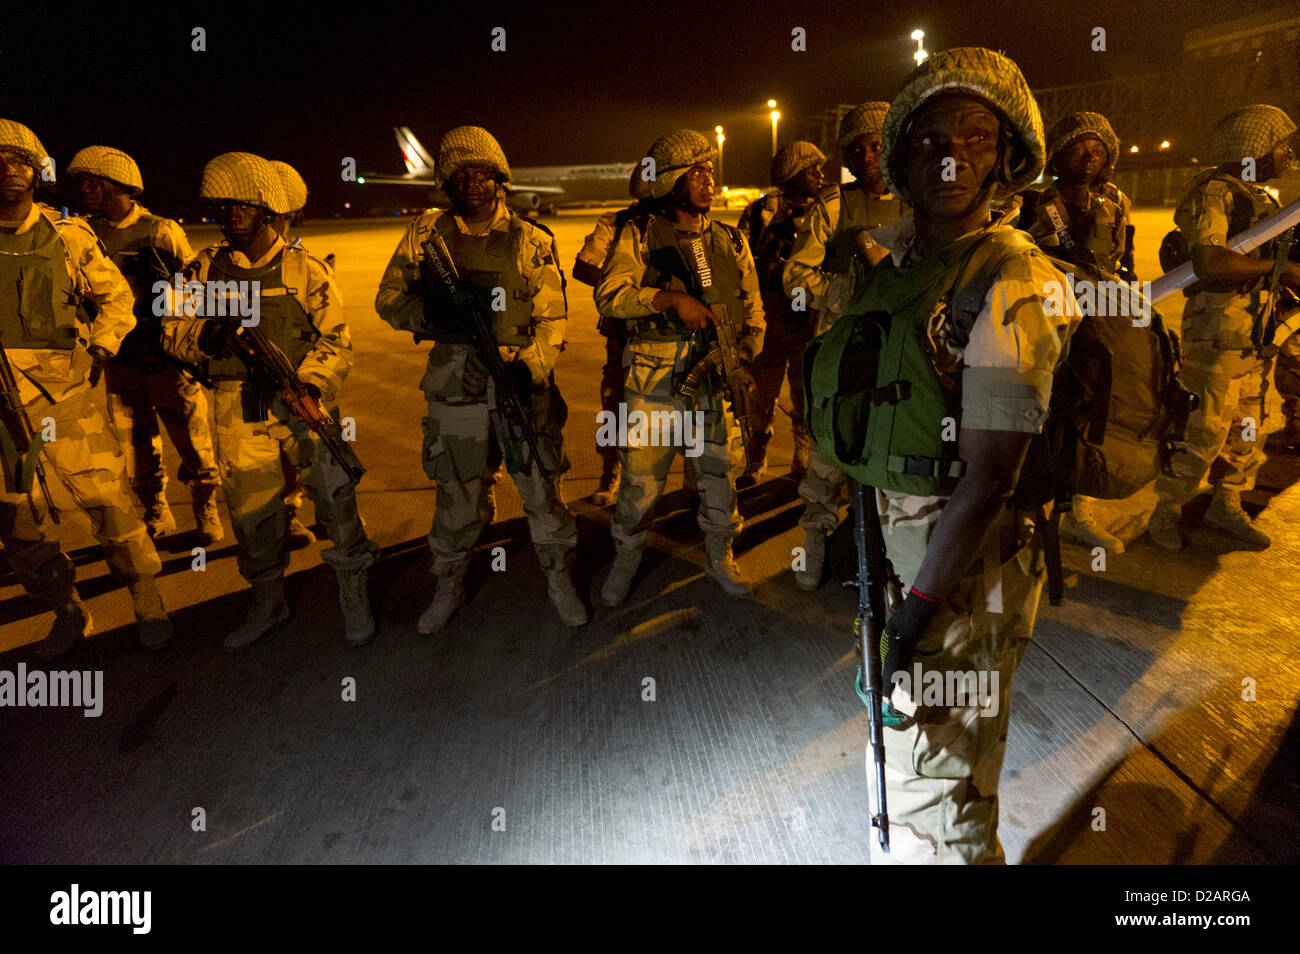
[358,127,638,214]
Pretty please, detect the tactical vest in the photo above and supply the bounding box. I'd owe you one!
[1020,187,1126,272]
[203,244,316,380]
[820,185,903,276]
[0,212,81,350]
[92,212,173,362]
[805,228,1036,496]
[421,212,535,346]
[1189,171,1280,294]
[633,213,745,340]
[748,195,807,294]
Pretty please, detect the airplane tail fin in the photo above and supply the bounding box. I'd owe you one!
[395,126,435,177]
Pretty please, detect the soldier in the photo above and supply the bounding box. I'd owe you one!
[67,146,224,545]
[836,48,1074,863]
[594,129,765,605]
[782,103,906,590]
[1148,105,1300,551]
[374,126,586,633]
[572,168,653,506]
[734,141,826,486]
[266,159,318,549]
[163,152,378,648]
[1016,112,1135,553]
[0,119,173,655]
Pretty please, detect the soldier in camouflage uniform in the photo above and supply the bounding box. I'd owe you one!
[266,159,319,549]
[735,141,826,486]
[68,146,224,546]
[595,129,765,605]
[163,152,378,648]
[1016,112,1135,554]
[783,103,907,590]
[0,119,173,655]
[1148,105,1300,551]
[829,49,1076,863]
[375,126,586,633]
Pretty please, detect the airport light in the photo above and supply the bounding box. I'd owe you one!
[1130,145,1140,153]
[911,29,928,65]
[1160,140,1171,150]
[358,176,366,184]
[768,103,780,158]
[715,125,725,187]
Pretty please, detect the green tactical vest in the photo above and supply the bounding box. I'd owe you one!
[92,213,173,362]
[805,227,1038,496]
[422,212,535,346]
[204,244,317,380]
[0,213,81,350]
[820,184,903,276]
[634,213,745,340]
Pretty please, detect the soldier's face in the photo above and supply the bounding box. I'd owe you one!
[77,174,114,213]
[1262,139,1295,179]
[677,162,714,211]
[215,201,269,247]
[904,94,1001,222]
[792,163,824,198]
[845,134,883,183]
[448,166,498,214]
[0,148,36,203]
[1056,136,1107,185]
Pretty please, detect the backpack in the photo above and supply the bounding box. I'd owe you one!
[809,232,1193,603]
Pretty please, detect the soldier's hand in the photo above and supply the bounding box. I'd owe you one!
[508,359,533,408]
[674,293,714,330]
[739,361,758,397]
[86,344,111,387]
[1282,261,1300,290]
[299,381,322,402]
[880,590,941,692]
[197,319,237,358]
[462,351,489,396]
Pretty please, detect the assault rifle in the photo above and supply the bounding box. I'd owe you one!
[848,478,890,853]
[671,235,756,473]
[1256,225,1298,355]
[226,325,366,485]
[0,330,58,521]
[418,232,557,480]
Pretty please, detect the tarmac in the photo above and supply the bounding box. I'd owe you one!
[1,209,1296,864]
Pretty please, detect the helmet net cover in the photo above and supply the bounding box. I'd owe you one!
[1209,105,1297,166]
[0,119,50,180]
[434,126,511,188]
[67,146,144,194]
[643,129,716,198]
[269,160,308,213]
[771,141,828,186]
[200,152,290,214]
[1045,111,1120,179]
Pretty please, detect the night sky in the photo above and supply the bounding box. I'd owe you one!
[8,0,1282,217]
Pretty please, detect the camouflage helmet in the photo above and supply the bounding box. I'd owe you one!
[1045,111,1120,179]
[771,141,828,186]
[0,119,49,179]
[882,47,1046,207]
[628,162,651,200]
[67,146,144,194]
[642,129,716,198]
[1209,105,1297,165]
[434,126,510,188]
[269,160,308,213]
[837,102,890,162]
[200,152,289,214]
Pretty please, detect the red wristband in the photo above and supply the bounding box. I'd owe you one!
[909,585,945,605]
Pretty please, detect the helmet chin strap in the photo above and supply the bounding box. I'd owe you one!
[665,188,709,217]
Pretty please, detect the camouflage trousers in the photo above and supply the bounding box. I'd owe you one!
[104,358,220,497]
[0,387,161,604]
[749,293,812,464]
[611,340,741,547]
[281,452,305,510]
[798,446,847,531]
[869,498,1044,865]
[1274,328,1300,440]
[597,331,625,472]
[211,383,376,584]
[422,391,577,576]
[1154,343,1272,505]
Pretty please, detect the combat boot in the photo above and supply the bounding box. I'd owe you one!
[546,568,588,627]
[141,493,176,539]
[36,600,93,660]
[335,566,375,646]
[285,502,316,549]
[593,461,621,507]
[600,543,643,607]
[704,534,752,599]
[791,432,811,480]
[1203,488,1271,547]
[1061,497,1125,555]
[736,459,767,491]
[129,577,174,649]
[794,528,827,591]
[418,566,468,635]
[193,484,225,546]
[225,579,290,651]
[1147,500,1184,552]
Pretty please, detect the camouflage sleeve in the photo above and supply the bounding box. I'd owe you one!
[782,191,835,307]
[157,218,195,272]
[59,218,136,355]
[734,230,766,364]
[513,226,568,382]
[297,256,353,396]
[574,211,617,269]
[1177,179,1231,249]
[375,211,434,333]
[960,251,1077,433]
[160,252,212,365]
[595,218,659,318]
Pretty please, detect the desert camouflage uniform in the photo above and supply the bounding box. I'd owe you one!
[0,202,161,601]
[577,209,629,483]
[163,233,377,585]
[375,201,577,578]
